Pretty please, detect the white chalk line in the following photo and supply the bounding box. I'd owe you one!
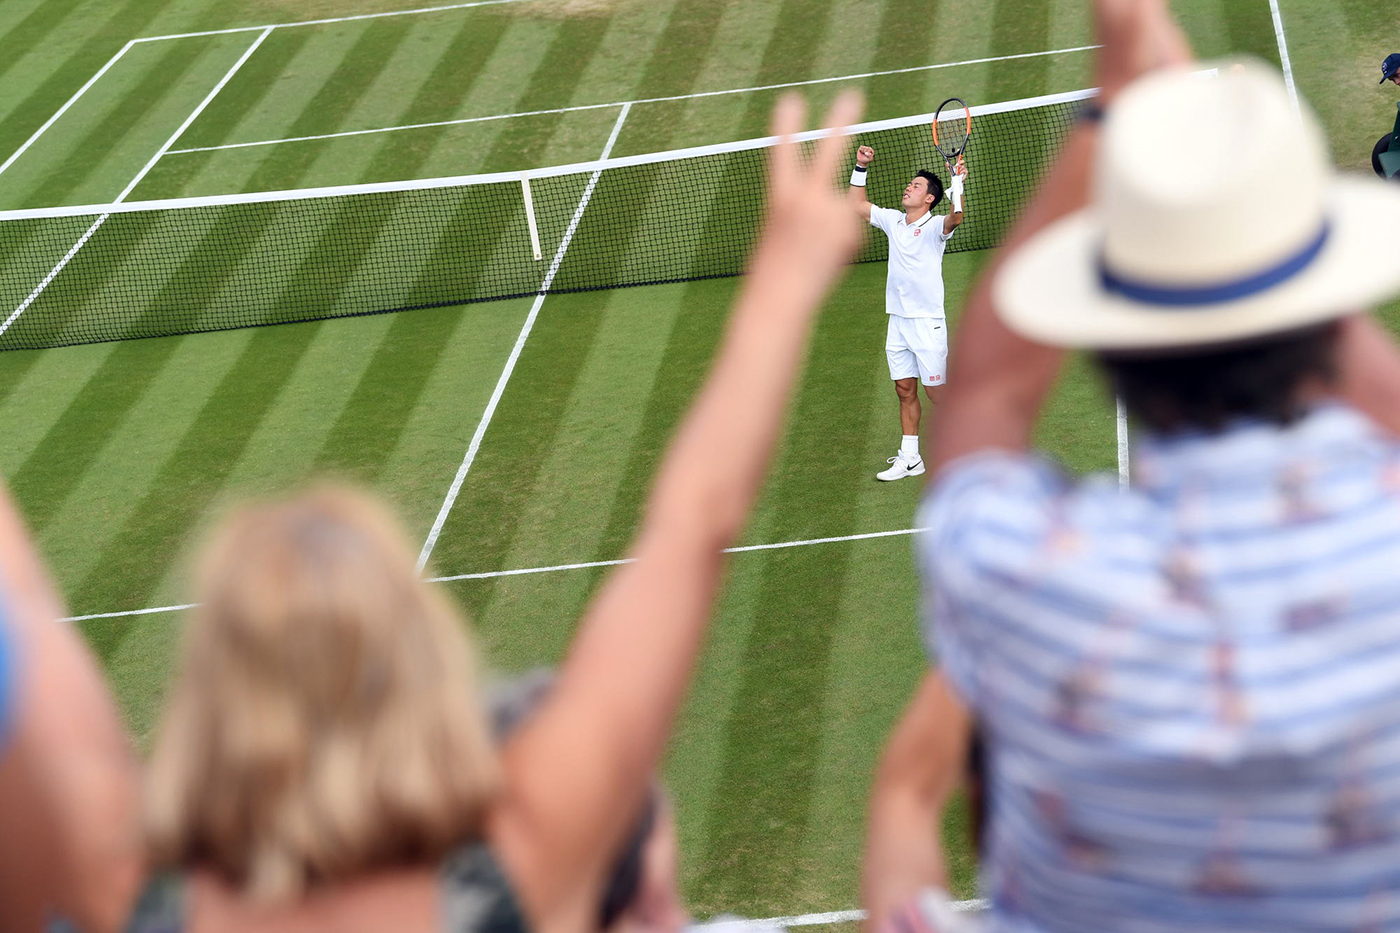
[131,0,539,43]
[165,44,1099,156]
[1267,0,1300,114]
[429,527,930,583]
[63,525,928,623]
[0,27,274,341]
[413,101,632,572]
[1115,395,1129,490]
[695,900,988,929]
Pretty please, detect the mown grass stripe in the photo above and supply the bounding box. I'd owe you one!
[1222,0,1286,65]
[689,304,884,914]
[241,21,417,193]
[0,0,89,90]
[871,0,939,106]
[7,338,181,533]
[73,322,323,657]
[360,14,514,181]
[583,281,729,562]
[310,295,463,482]
[1328,0,1388,40]
[0,348,41,409]
[731,0,841,142]
[985,0,1053,104]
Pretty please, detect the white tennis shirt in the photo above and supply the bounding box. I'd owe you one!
[869,206,955,319]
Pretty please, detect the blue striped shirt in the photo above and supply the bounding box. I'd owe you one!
[920,405,1400,932]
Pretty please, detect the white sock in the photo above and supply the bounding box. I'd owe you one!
[901,435,920,460]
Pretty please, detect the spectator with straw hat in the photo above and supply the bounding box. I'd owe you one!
[865,0,1400,929]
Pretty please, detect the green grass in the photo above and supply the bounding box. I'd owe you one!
[1,0,1398,920]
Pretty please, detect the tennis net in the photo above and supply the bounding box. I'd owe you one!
[0,86,1090,351]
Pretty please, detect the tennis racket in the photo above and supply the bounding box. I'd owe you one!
[932,97,971,175]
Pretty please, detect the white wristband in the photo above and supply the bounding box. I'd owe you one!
[850,167,868,187]
[949,174,964,212]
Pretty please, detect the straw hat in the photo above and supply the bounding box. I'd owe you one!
[994,60,1400,350]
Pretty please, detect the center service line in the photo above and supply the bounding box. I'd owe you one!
[414,102,633,573]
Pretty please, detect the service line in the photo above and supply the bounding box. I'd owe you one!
[131,0,539,43]
[166,45,1100,156]
[63,525,928,623]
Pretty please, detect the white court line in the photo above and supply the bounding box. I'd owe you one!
[414,101,633,572]
[428,527,930,584]
[63,525,928,622]
[65,603,200,624]
[0,27,273,341]
[0,41,138,180]
[167,44,1100,155]
[696,901,988,930]
[131,0,538,43]
[1267,0,1300,112]
[1116,396,1130,490]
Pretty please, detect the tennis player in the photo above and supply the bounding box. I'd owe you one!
[849,146,967,481]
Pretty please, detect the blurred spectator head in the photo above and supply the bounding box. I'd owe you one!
[995,60,1400,428]
[144,486,499,903]
[1098,322,1340,433]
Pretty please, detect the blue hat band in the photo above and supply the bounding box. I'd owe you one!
[1098,223,1331,307]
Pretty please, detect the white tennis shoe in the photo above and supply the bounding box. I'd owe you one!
[877,453,925,482]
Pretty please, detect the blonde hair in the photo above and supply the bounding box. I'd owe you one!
[145,486,500,902]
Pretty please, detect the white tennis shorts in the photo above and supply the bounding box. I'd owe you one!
[885,315,947,386]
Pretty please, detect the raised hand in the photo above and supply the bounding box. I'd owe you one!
[759,91,866,296]
[857,145,875,167]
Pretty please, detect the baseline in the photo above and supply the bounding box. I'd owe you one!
[131,0,539,43]
[166,44,1100,156]
[414,101,633,571]
[62,524,929,623]
[0,27,275,340]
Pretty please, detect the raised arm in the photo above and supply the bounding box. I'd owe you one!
[862,672,971,932]
[942,161,966,236]
[490,91,866,933]
[929,0,1192,473]
[0,484,142,933]
[850,145,875,221]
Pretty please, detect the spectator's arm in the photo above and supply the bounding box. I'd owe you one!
[489,92,866,933]
[862,672,971,933]
[929,0,1192,474]
[0,485,142,933]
